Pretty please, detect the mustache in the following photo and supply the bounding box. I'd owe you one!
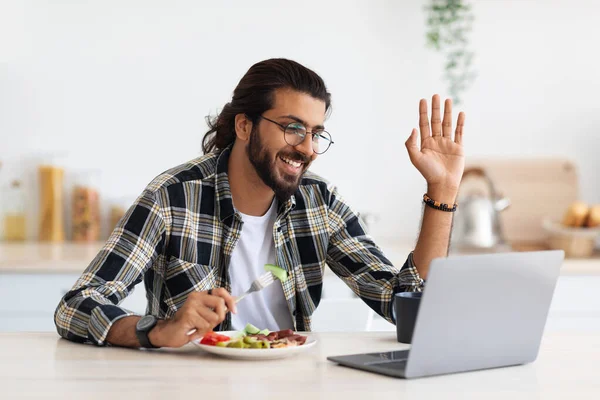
[278,151,310,164]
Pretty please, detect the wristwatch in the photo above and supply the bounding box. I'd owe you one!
[136,315,159,349]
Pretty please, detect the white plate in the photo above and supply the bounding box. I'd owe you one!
[192,331,317,360]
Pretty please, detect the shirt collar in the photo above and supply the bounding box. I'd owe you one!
[214,147,237,224]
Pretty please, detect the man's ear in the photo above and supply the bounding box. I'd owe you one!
[234,114,252,142]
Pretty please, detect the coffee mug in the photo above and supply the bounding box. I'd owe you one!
[395,292,423,343]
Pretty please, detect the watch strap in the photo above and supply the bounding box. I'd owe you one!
[136,316,159,349]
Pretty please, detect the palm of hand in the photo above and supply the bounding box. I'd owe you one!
[405,95,466,190]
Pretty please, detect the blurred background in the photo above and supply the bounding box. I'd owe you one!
[1,0,599,333]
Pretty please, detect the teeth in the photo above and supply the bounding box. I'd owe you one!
[281,157,301,168]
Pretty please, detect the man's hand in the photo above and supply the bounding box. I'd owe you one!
[405,94,466,202]
[148,288,237,348]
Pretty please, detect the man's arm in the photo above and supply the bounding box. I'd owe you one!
[325,185,422,325]
[412,184,458,280]
[54,189,166,346]
[105,289,237,349]
[405,95,466,279]
[106,316,143,347]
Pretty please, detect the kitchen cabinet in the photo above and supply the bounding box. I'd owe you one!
[1,242,599,333]
[3,273,600,333]
[0,271,369,332]
[0,273,148,332]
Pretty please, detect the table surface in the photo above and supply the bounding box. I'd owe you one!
[1,332,599,399]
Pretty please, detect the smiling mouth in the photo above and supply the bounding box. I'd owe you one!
[278,155,305,175]
[279,156,303,168]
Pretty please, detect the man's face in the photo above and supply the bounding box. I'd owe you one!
[247,89,326,200]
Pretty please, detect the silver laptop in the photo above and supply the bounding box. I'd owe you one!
[327,250,564,379]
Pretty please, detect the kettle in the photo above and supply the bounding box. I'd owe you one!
[451,167,511,250]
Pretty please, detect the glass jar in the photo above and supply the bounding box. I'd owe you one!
[71,170,101,242]
[106,196,136,239]
[39,158,65,242]
[109,200,127,232]
[3,180,26,241]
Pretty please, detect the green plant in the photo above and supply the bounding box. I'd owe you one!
[425,0,476,105]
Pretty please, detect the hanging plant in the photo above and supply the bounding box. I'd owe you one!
[424,0,476,105]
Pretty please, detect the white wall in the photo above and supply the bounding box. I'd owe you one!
[1,0,599,242]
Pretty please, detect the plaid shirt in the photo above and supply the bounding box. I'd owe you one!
[54,147,423,345]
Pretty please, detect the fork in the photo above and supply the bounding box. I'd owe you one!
[233,271,275,304]
[186,272,275,336]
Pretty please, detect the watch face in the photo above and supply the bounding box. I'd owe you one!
[138,315,156,330]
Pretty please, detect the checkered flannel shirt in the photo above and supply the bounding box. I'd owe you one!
[54,147,423,345]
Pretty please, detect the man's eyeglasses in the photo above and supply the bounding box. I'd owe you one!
[257,115,334,155]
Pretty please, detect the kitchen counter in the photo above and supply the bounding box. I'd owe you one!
[0,241,102,274]
[1,332,599,399]
[0,241,598,275]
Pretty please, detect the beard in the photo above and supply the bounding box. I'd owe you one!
[246,126,310,201]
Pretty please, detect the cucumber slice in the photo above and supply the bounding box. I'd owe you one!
[244,323,260,335]
[258,329,270,336]
[243,336,258,344]
[264,264,288,282]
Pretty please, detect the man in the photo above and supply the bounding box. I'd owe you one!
[54,58,465,349]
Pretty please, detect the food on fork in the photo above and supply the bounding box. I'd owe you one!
[264,264,288,282]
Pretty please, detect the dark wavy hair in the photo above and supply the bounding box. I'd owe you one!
[202,58,332,154]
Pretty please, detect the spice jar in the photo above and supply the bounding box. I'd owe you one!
[71,170,101,242]
[109,202,126,231]
[39,158,65,242]
[3,180,26,241]
[106,196,134,238]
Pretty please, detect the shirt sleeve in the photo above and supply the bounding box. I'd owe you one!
[325,185,424,324]
[54,189,166,345]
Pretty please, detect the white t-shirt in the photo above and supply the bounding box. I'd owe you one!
[229,200,294,332]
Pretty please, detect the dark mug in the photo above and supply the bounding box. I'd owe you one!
[395,292,423,343]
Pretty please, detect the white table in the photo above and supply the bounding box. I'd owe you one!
[1,332,599,399]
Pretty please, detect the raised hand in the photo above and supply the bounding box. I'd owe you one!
[405,94,466,194]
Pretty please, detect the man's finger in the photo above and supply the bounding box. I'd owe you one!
[419,99,430,142]
[211,287,237,314]
[431,94,442,137]
[442,98,452,137]
[454,112,466,145]
[197,305,223,328]
[211,296,227,321]
[405,129,422,166]
[184,313,210,341]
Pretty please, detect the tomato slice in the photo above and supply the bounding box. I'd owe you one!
[200,337,216,345]
[200,331,230,346]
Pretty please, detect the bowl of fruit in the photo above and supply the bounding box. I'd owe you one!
[543,202,600,258]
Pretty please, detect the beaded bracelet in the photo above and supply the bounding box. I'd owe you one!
[423,193,458,212]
